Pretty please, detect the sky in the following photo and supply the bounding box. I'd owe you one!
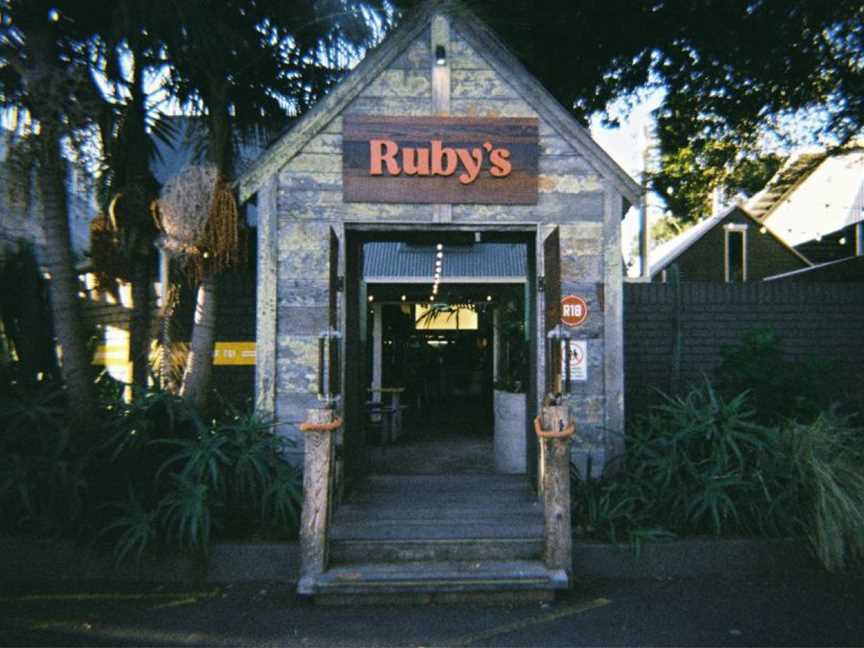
[589,88,666,273]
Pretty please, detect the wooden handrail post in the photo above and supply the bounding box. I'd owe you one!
[298,407,340,595]
[538,405,573,582]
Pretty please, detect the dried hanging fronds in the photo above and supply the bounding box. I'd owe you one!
[151,165,244,284]
[150,283,184,392]
[152,164,218,257]
[204,178,245,274]
[89,181,154,290]
[89,212,126,294]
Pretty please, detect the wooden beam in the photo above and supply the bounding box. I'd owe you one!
[432,13,452,223]
[255,176,278,418]
[603,186,625,459]
[539,405,572,579]
[298,407,337,595]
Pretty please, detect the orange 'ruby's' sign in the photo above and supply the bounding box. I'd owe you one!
[369,139,513,184]
[561,295,589,327]
[343,115,538,204]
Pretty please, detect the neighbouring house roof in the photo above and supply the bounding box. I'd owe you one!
[234,0,640,207]
[647,206,738,279]
[746,151,826,222]
[764,254,864,282]
[647,204,811,279]
[363,242,526,282]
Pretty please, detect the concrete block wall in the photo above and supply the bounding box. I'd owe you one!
[624,282,864,420]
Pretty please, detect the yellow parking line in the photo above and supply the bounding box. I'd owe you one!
[150,597,201,610]
[445,597,611,647]
[0,591,219,603]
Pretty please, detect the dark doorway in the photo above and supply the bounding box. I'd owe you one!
[345,229,534,477]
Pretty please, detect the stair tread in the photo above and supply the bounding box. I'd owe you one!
[330,522,544,541]
[311,560,565,593]
[332,510,542,524]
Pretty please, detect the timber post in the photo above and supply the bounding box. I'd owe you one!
[536,405,574,581]
[297,408,342,595]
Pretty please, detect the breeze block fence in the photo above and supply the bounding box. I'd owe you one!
[623,282,864,422]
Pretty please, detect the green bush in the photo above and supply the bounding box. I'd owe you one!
[573,379,786,543]
[715,327,844,425]
[781,410,864,572]
[99,396,303,563]
[0,370,88,537]
[0,371,303,564]
[573,380,864,571]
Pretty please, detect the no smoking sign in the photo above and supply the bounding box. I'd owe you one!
[561,339,588,382]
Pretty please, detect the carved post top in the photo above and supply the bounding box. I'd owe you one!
[299,408,342,432]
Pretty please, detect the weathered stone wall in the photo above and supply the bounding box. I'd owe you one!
[272,15,618,464]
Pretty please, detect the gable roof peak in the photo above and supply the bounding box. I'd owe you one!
[235,0,639,205]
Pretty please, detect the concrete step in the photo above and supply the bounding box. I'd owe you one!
[330,520,544,541]
[330,536,544,563]
[331,473,544,564]
[302,560,567,600]
[353,474,534,500]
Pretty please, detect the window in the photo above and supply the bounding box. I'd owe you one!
[724,225,747,282]
[414,304,478,330]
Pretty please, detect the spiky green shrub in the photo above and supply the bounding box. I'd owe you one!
[782,411,864,572]
[573,381,864,572]
[99,400,303,562]
[0,366,303,564]
[0,371,88,536]
[573,379,787,543]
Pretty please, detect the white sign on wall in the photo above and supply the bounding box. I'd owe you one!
[561,339,587,382]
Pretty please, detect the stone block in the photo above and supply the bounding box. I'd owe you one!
[278,306,329,336]
[389,28,431,69]
[362,69,432,98]
[276,336,319,393]
[451,69,520,99]
[345,96,433,116]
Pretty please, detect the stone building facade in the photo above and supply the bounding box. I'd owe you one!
[236,0,639,474]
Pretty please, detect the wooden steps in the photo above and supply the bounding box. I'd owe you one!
[302,474,565,601]
[313,560,567,596]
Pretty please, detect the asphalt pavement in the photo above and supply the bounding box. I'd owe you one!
[1,572,863,647]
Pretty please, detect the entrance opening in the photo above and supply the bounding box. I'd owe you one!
[349,230,533,477]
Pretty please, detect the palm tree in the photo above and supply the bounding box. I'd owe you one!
[153,0,389,409]
[89,1,167,394]
[0,1,110,427]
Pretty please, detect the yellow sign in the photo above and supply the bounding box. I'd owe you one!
[93,341,257,366]
[212,341,256,365]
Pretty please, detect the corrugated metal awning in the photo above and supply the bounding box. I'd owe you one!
[363,242,527,282]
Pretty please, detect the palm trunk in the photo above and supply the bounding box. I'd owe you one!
[39,121,97,427]
[125,45,157,395]
[129,254,152,392]
[179,78,232,409]
[179,273,217,409]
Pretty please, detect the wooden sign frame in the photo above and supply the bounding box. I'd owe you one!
[343,115,539,204]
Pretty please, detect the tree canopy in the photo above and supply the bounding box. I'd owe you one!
[392,0,864,221]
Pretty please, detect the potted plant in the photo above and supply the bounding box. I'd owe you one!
[493,299,528,473]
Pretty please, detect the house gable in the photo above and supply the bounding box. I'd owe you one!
[236,0,639,208]
[651,206,810,282]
